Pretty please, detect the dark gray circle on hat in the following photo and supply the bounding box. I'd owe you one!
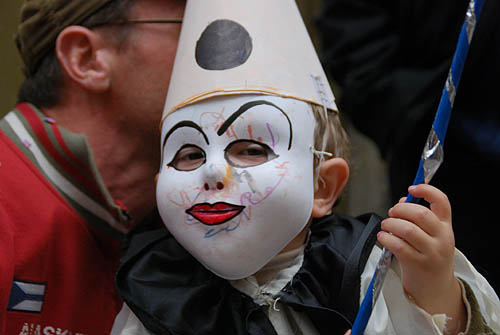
[195,19,252,71]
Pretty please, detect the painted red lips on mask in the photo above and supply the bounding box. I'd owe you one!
[186,202,245,225]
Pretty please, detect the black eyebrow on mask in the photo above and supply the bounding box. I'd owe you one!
[216,100,293,150]
[163,120,209,149]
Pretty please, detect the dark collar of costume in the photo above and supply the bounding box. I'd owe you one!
[115,213,381,335]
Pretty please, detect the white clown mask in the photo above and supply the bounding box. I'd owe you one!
[157,95,316,279]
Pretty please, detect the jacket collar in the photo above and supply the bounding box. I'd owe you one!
[115,213,382,334]
[1,103,131,238]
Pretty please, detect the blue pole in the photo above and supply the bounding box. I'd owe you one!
[351,0,485,333]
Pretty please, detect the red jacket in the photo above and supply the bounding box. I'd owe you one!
[0,104,129,335]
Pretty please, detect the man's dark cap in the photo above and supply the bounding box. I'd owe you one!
[15,0,115,76]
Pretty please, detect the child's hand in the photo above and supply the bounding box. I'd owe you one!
[377,184,466,334]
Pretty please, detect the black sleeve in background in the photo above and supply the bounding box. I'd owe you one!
[316,0,469,157]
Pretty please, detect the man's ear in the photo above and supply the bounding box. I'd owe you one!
[311,158,349,218]
[56,26,111,92]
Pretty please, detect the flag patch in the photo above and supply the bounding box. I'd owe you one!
[8,280,46,313]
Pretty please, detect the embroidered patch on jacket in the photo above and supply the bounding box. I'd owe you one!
[8,280,46,313]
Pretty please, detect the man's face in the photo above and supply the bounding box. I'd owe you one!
[110,0,185,137]
[157,95,316,279]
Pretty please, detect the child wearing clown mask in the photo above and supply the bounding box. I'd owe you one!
[111,1,500,335]
[112,94,500,335]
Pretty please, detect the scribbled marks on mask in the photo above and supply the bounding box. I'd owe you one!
[196,19,252,70]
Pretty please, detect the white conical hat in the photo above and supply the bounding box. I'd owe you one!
[162,0,337,122]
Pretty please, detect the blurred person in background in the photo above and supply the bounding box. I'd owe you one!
[0,0,184,333]
[318,0,500,294]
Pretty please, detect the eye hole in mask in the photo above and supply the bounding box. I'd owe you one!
[224,139,278,168]
[168,144,206,171]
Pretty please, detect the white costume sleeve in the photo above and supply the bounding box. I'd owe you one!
[361,246,500,334]
[110,303,153,335]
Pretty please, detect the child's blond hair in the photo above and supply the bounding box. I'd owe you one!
[310,104,350,170]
